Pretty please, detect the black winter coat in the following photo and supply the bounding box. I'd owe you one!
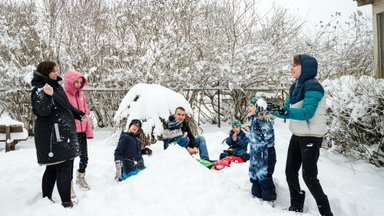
[179,118,197,149]
[114,132,145,174]
[31,71,83,164]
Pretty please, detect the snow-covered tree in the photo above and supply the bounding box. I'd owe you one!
[0,0,375,132]
[323,76,384,166]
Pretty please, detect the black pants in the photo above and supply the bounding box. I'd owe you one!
[77,132,88,173]
[286,135,332,215]
[42,159,73,204]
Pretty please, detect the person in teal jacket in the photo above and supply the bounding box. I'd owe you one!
[273,54,333,216]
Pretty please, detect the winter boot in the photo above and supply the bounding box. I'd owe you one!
[251,183,262,198]
[70,181,77,200]
[288,190,305,212]
[260,177,277,202]
[250,178,262,198]
[318,195,334,216]
[76,170,90,191]
[62,201,74,208]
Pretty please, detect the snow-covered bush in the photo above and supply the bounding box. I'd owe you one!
[323,76,384,166]
[114,83,195,146]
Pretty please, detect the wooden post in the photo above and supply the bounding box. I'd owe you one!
[5,126,11,152]
[4,125,20,152]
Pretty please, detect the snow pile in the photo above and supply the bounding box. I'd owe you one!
[114,83,192,137]
[323,76,384,164]
[1,122,384,215]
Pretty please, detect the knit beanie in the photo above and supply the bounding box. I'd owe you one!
[168,115,182,130]
[250,98,257,105]
[232,119,241,127]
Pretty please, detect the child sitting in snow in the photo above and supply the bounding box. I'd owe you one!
[247,98,277,202]
[163,115,189,149]
[219,119,250,161]
[114,119,152,181]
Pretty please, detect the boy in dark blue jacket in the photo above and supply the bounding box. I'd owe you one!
[114,119,152,181]
[220,119,250,161]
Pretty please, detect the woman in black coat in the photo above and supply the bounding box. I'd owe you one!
[31,61,84,208]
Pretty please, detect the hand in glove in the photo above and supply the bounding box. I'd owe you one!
[115,161,122,181]
[268,103,289,118]
[267,103,286,113]
[141,147,152,156]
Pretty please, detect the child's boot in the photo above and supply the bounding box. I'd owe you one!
[76,170,90,191]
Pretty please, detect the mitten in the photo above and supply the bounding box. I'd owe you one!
[115,161,122,181]
[224,148,235,156]
[176,137,189,147]
[141,147,152,156]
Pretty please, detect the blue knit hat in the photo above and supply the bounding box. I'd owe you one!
[168,115,182,130]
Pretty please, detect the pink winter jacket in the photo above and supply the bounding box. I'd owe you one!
[64,70,94,139]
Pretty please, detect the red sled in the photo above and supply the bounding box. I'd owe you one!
[213,156,245,170]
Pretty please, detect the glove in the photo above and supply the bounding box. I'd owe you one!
[268,103,288,116]
[278,107,288,115]
[115,161,122,181]
[266,103,283,112]
[141,147,152,156]
[271,109,289,119]
[224,148,235,156]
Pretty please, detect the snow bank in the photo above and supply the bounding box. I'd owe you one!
[1,122,384,216]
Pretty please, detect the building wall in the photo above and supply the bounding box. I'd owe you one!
[373,0,384,78]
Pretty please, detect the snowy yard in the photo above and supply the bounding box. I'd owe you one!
[1,119,383,216]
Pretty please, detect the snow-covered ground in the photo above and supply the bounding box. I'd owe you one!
[1,119,383,216]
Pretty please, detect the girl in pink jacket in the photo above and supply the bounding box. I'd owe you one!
[64,70,93,192]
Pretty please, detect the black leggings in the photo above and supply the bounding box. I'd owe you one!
[42,159,73,203]
[77,132,88,173]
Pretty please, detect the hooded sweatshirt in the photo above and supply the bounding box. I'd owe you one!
[64,70,93,139]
